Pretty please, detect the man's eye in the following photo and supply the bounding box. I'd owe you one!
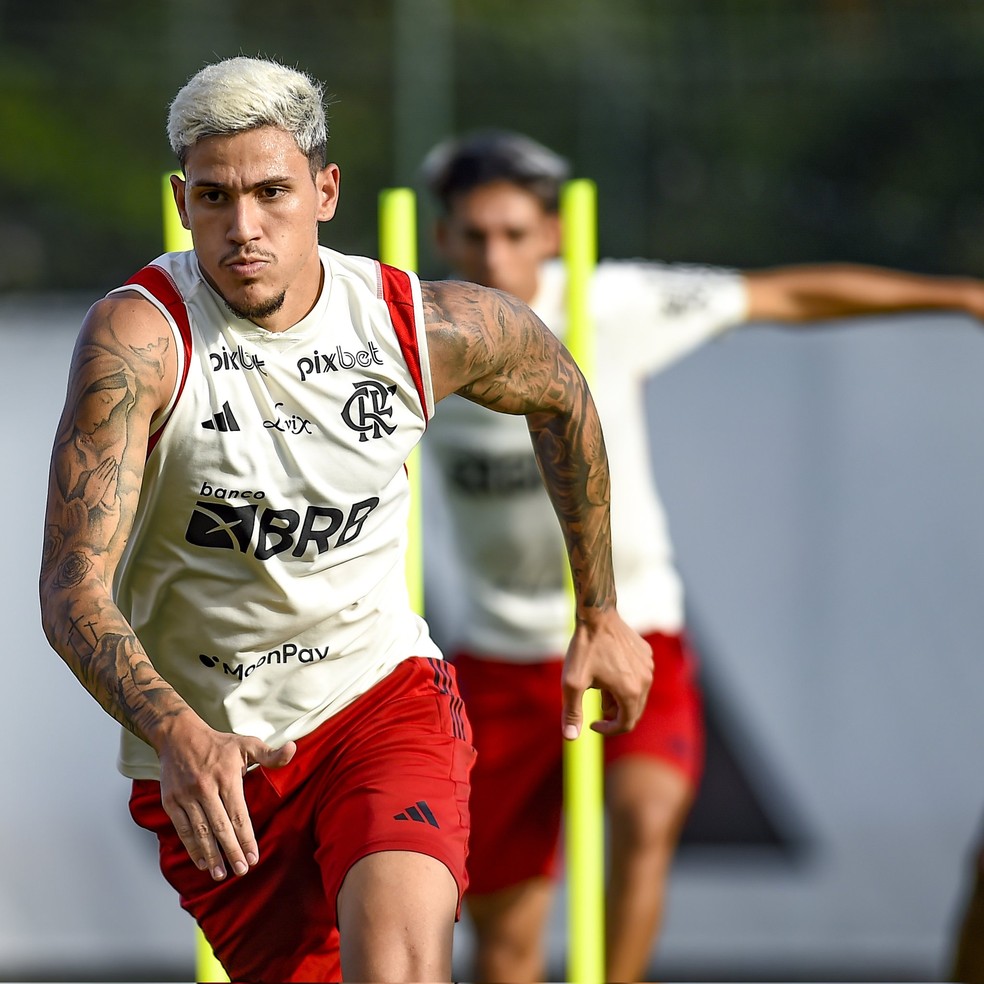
[200,190,224,203]
[261,187,286,200]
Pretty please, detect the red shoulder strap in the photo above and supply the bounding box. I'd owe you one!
[377,262,428,422]
[124,264,193,457]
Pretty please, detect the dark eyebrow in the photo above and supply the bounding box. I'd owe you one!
[188,175,295,192]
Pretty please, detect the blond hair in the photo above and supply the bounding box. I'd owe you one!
[167,56,328,173]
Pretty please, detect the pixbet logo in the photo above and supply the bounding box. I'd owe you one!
[297,343,384,381]
[209,344,268,375]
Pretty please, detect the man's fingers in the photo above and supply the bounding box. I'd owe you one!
[208,792,257,878]
[158,730,281,880]
[247,737,296,770]
[166,790,258,880]
[589,690,623,736]
[204,735,288,874]
[561,681,585,741]
[590,708,628,736]
[588,688,646,737]
[169,802,227,880]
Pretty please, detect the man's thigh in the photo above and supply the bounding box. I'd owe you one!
[129,656,475,982]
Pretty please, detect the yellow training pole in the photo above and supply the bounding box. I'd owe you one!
[161,170,230,984]
[378,188,424,615]
[194,930,227,984]
[162,171,193,252]
[560,178,605,984]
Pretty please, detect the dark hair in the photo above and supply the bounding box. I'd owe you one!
[421,129,571,214]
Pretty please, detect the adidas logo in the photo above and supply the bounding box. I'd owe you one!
[393,800,440,828]
[201,401,240,432]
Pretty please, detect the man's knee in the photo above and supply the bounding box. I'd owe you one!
[338,851,458,982]
[606,756,694,853]
[466,879,555,982]
[467,878,554,942]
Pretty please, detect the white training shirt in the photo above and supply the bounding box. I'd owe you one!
[109,247,441,779]
[425,258,747,660]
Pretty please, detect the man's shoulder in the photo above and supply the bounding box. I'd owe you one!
[81,253,192,367]
[592,258,744,316]
[323,245,421,293]
[88,288,174,338]
[540,256,740,295]
[105,250,207,310]
[595,256,735,284]
[419,278,518,323]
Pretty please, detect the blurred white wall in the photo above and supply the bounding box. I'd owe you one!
[637,315,984,979]
[4,297,984,981]
[0,297,197,981]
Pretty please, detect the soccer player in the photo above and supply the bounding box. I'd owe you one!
[37,60,652,984]
[421,128,984,983]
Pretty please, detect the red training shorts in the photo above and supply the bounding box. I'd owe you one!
[129,656,475,983]
[453,630,703,896]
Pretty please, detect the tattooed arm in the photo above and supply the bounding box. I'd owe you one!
[39,293,292,881]
[423,279,652,737]
[40,293,185,736]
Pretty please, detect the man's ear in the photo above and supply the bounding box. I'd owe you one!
[434,217,449,255]
[170,173,190,230]
[544,213,562,259]
[316,163,341,221]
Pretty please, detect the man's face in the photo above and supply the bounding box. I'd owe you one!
[436,180,560,304]
[172,125,339,332]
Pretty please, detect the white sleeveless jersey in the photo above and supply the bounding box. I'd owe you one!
[109,247,440,779]
[425,259,746,659]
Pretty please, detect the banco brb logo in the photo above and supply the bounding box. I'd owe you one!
[185,492,380,560]
[342,380,397,441]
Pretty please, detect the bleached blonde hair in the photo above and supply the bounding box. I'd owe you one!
[167,56,328,174]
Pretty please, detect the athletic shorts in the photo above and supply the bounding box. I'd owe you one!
[453,630,703,896]
[129,656,475,984]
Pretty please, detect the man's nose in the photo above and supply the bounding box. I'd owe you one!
[482,236,510,270]
[228,198,262,243]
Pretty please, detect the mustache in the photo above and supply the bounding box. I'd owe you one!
[221,248,276,266]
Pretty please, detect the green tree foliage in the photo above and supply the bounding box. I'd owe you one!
[4,0,984,291]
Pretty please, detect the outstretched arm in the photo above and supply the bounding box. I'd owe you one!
[424,279,652,738]
[744,263,984,323]
[39,294,292,881]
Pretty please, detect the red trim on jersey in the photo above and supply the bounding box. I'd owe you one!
[377,262,428,421]
[124,264,193,457]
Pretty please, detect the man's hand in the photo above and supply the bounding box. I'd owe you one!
[561,610,653,740]
[157,721,296,881]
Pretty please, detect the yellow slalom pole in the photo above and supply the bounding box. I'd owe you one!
[194,930,227,984]
[162,171,193,252]
[560,178,605,984]
[378,188,424,615]
[161,170,230,984]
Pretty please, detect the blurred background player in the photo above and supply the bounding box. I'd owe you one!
[419,128,984,984]
[950,841,984,982]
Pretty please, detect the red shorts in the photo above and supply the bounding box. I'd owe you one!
[453,631,703,895]
[129,656,475,983]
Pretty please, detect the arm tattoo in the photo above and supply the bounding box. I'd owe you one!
[40,303,187,744]
[423,280,616,614]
